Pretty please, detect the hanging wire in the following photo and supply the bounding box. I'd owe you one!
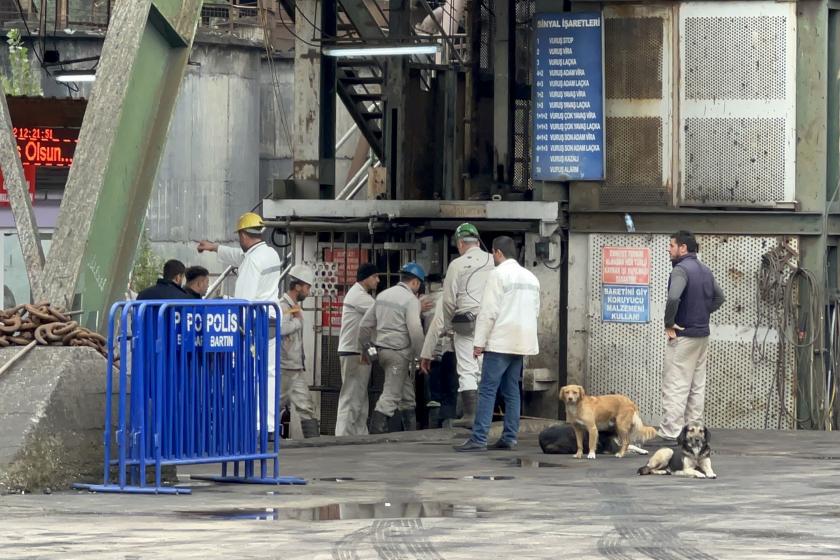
[258,6,294,152]
[753,239,831,430]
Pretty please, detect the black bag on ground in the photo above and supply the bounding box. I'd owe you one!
[538,424,620,455]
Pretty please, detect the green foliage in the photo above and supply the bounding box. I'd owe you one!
[130,231,163,293]
[0,29,43,97]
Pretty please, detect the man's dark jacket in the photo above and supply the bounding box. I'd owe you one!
[137,279,190,300]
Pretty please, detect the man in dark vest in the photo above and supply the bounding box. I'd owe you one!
[658,231,725,442]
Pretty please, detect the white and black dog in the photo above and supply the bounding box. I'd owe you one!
[637,422,716,479]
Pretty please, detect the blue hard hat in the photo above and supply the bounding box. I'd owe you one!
[400,262,426,282]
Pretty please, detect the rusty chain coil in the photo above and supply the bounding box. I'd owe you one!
[0,303,109,360]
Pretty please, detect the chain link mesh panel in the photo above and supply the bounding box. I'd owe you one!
[479,0,493,71]
[513,98,532,190]
[587,233,796,430]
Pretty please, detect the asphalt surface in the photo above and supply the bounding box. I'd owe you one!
[1,427,839,559]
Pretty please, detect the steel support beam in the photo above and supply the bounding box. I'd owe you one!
[40,0,203,327]
[319,0,337,198]
[796,1,830,429]
[263,198,560,222]
[570,210,840,236]
[293,0,322,185]
[0,83,45,300]
[492,0,513,186]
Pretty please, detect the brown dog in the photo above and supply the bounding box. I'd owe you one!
[559,384,656,459]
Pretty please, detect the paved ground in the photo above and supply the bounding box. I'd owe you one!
[2,427,840,559]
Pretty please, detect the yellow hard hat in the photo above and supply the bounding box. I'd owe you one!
[235,212,265,233]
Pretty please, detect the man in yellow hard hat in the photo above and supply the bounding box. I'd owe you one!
[197,212,285,432]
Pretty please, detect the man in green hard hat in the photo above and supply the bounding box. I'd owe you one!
[419,223,494,429]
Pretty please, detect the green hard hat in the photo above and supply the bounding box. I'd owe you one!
[455,223,480,240]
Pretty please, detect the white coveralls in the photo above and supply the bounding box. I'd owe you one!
[217,242,288,429]
[358,283,425,417]
[334,282,376,436]
[420,246,494,392]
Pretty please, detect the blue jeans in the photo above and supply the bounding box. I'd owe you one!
[470,352,522,445]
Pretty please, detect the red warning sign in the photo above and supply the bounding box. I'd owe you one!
[602,247,651,285]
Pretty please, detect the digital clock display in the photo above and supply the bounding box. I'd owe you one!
[11,126,78,167]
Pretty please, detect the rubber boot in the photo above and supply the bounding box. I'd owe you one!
[427,405,441,429]
[401,408,417,431]
[301,418,320,438]
[369,411,390,434]
[452,390,477,429]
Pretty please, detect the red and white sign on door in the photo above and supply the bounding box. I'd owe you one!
[323,248,369,285]
[602,247,651,285]
[0,164,36,206]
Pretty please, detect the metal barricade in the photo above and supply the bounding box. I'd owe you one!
[74,300,306,494]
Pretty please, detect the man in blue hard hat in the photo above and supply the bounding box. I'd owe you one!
[359,262,426,434]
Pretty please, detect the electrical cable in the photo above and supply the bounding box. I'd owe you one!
[278,9,319,47]
[258,7,294,151]
[13,0,46,67]
[753,240,829,429]
[271,227,292,248]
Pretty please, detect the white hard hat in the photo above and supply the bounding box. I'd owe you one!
[289,264,315,286]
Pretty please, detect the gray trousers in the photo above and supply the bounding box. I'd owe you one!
[374,349,415,417]
[335,355,372,436]
[281,368,317,422]
[659,336,709,439]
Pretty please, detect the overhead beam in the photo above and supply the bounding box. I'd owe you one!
[0,83,45,300]
[570,210,840,237]
[40,0,203,327]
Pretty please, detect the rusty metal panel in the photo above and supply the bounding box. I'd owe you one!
[602,5,671,207]
[679,2,796,206]
[586,233,796,430]
[605,17,663,100]
[602,116,665,205]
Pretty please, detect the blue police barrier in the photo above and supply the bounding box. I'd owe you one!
[74,299,306,494]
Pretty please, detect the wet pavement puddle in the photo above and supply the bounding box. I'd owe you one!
[179,501,486,521]
[494,457,566,468]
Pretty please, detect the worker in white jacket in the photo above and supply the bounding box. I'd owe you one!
[419,223,494,429]
[454,236,540,453]
[196,212,285,434]
[334,263,380,436]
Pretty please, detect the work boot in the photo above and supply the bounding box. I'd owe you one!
[401,408,417,431]
[489,439,517,451]
[301,419,320,439]
[369,411,390,434]
[427,405,441,429]
[453,439,487,453]
[452,390,477,429]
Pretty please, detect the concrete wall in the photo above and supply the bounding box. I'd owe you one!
[1,31,365,293]
[0,347,108,492]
